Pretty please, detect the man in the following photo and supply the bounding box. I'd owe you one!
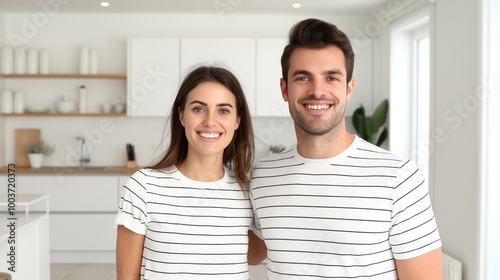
[250,18,442,279]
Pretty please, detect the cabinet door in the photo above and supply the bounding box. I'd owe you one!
[127,37,180,117]
[256,38,290,117]
[16,175,118,212]
[51,213,117,251]
[347,39,373,116]
[181,38,256,115]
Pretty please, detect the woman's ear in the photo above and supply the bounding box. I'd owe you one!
[178,106,184,126]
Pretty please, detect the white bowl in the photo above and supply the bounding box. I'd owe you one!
[57,100,76,113]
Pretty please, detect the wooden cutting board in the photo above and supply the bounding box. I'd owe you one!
[15,129,41,167]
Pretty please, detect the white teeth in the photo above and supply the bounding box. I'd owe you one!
[199,132,220,139]
[306,104,330,110]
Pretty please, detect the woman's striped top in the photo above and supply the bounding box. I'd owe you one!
[115,166,253,280]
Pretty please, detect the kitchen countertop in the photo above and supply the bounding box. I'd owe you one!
[0,166,141,175]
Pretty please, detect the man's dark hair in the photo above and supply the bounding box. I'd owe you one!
[281,18,355,84]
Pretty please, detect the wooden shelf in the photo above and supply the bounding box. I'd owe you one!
[0,73,126,79]
[0,113,127,117]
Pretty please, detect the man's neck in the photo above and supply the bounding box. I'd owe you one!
[295,126,355,159]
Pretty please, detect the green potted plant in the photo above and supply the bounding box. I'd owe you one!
[352,99,389,147]
[24,140,54,168]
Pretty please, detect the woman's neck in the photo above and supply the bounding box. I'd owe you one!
[177,153,225,182]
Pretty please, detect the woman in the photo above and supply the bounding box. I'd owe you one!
[115,66,265,279]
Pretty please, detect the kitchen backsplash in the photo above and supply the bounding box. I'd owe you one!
[1,116,298,167]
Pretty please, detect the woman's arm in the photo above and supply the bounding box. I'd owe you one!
[248,230,267,265]
[116,225,146,280]
[395,248,443,280]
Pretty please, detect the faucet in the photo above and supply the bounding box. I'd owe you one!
[76,136,90,167]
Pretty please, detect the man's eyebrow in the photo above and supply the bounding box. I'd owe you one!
[291,70,312,76]
[323,69,344,77]
[189,100,234,108]
[291,69,344,77]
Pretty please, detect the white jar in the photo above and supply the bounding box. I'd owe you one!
[14,48,26,74]
[13,91,25,113]
[1,47,14,74]
[39,49,50,74]
[89,49,98,74]
[26,48,39,74]
[1,90,13,113]
[79,46,89,74]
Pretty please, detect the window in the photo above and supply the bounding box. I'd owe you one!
[389,9,431,190]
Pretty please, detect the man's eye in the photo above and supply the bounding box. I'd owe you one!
[297,77,308,81]
[327,76,339,82]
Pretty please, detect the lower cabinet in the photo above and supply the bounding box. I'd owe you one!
[9,174,123,263]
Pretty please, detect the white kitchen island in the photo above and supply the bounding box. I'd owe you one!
[0,194,50,280]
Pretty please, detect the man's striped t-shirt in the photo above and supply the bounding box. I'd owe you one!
[115,166,253,280]
[250,136,441,279]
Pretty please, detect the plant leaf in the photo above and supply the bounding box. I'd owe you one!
[376,126,388,146]
[352,106,367,140]
[372,99,389,127]
[364,118,378,143]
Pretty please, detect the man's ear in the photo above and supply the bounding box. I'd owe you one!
[346,78,355,101]
[280,78,289,102]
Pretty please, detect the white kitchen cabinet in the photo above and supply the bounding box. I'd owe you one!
[12,174,119,263]
[181,38,256,115]
[255,38,290,117]
[18,175,118,212]
[127,37,181,117]
[347,39,374,116]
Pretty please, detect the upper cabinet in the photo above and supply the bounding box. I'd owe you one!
[127,37,374,117]
[347,40,373,116]
[180,38,256,115]
[256,38,289,117]
[127,37,180,117]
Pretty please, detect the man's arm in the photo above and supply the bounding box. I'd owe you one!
[116,225,145,280]
[395,248,443,280]
[248,230,267,265]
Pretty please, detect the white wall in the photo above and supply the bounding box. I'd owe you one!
[1,13,371,167]
[433,0,482,279]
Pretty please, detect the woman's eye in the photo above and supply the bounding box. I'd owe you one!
[193,107,204,113]
[219,109,230,115]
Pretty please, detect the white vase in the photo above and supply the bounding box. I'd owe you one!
[1,47,14,74]
[1,90,13,113]
[39,49,50,74]
[28,153,44,168]
[14,48,26,74]
[13,91,25,113]
[89,49,98,74]
[26,48,39,74]
[78,86,87,113]
[79,46,89,74]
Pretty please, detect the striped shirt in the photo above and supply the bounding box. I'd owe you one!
[250,136,441,279]
[115,166,253,280]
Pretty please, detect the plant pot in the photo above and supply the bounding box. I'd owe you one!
[28,153,44,168]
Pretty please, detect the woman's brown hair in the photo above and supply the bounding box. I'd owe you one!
[148,66,254,190]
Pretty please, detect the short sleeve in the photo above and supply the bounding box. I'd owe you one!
[389,161,442,259]
[114,169,149,235]
[249,182,263,239]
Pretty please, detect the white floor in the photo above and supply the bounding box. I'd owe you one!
[51,263,267,280]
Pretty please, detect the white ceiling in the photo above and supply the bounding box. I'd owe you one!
[0,0,390,15]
